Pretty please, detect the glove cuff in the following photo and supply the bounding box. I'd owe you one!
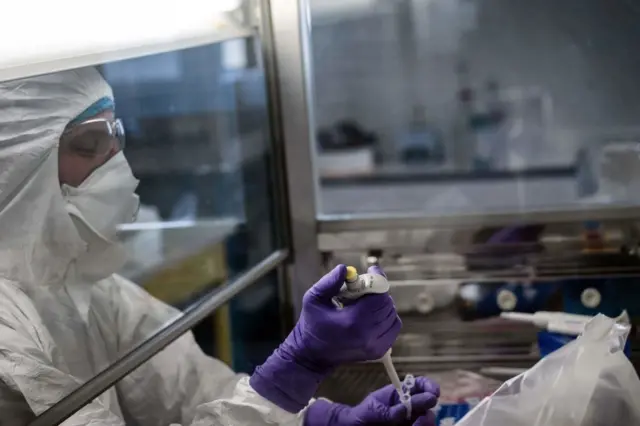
[304,399,351,426]
[250,346,328,413]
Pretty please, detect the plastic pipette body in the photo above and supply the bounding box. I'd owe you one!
[501,311,596,335]
[339,267,411,417]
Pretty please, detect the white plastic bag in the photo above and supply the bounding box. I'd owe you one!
[457,314,640,425]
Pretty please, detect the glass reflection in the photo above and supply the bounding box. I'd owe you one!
[309,0,640,216]
[0,37,283,420]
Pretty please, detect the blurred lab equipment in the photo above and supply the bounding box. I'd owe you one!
[497,88,553,170]
[316,120,380,176]
[389,279,459,315]
[503,309,632,359]
[455,75,554,172]
[577,140,640,203]
[470,80,507,171]
[399,106,445,166]
[562,276,640,318]
[318,120,379,152]
[501,310,596,335]
[458,224,559,320]
[456,281,559,321]
[456,314,640,426]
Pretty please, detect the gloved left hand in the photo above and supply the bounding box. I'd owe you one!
[250,265,402,413]
[304,376,440,426]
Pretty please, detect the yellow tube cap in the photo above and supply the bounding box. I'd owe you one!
[345,266,358,282]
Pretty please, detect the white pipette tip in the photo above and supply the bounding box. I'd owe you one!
[380,350,413,420]
[500,312,536,323]
[400,393,412,419]
[500,312,548,328]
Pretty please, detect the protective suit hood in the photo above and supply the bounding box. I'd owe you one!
[0,68,113,286]
[0,68,310,426]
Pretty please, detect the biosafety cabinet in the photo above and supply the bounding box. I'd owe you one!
[5,0,640,424]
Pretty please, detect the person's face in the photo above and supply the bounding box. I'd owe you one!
[58,110,121,187]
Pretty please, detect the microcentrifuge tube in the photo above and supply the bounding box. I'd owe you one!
[400,374,415,419]
[400,392,412,419]
[403,374,416,390]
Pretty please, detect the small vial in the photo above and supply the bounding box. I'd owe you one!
[400,392,412,419]
[403,374,416,390]
[400,373,415,420]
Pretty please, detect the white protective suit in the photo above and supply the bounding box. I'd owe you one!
[0,68,308,426]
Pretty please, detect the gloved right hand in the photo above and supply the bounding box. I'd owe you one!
[250,265,402,413]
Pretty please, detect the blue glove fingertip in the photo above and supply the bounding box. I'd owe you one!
[408,392,439,413]
[367,265,387,278]
[388,403,410,423]
[309,265,347,300]
[413,411,437,426]
[414,377,441,398]
[388,393,438,423]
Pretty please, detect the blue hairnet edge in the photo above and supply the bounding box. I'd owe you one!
[70,96,115,125]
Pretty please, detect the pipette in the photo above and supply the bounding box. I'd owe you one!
[381,349,403,398]
[501,310,630,335]
[336,266,412,418]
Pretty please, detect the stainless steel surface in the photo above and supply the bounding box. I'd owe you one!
[318,224,631,253]
[256,10,293,260]
[267,0,323,317]
[318,204,640,234]
[255,4,299,334]
[396,315,538,358]
[31,250,289,426]
[329,245,640,284]
[382,266,640,283]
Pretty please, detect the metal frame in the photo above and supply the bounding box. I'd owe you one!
[318,204,640,234]
[30,250,288,426]
[0,21,253,84]
[264,0,324,316]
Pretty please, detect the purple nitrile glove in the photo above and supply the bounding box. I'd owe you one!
[250,264,401,413]
[304,376,440,426]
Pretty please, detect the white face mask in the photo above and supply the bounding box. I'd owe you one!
[62,151,140,242]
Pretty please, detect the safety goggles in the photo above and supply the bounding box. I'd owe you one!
[60,118,126,157]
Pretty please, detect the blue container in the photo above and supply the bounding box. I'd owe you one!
[538,330,631,358]
[459,281,559,320]
[561,277,640,319]
[434,402,472,425]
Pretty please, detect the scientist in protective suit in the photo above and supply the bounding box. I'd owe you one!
[0,67,439,426]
